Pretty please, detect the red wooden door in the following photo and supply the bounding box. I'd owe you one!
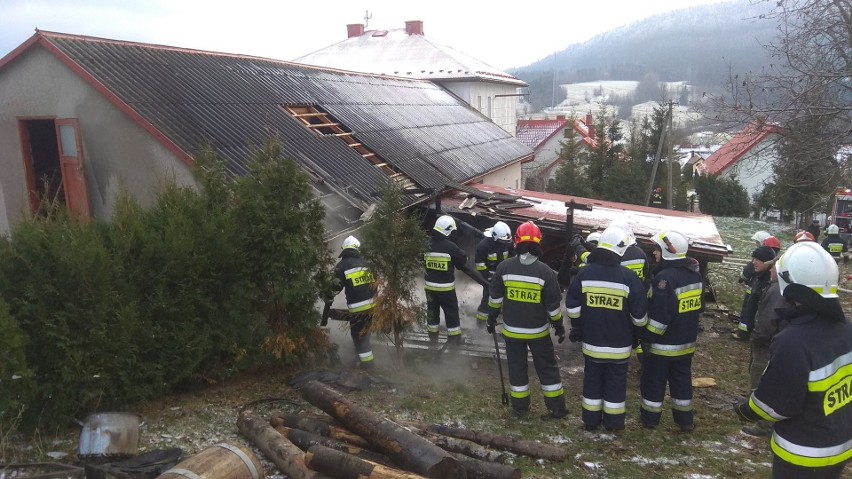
[54,119,91,220]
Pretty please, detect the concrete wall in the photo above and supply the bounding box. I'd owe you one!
[477,160,522,190]
[440,81,518,136]
[0,46,196,235]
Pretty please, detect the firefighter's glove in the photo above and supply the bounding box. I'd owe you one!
[486,320,496,335]
[733,400,752,422]
[569,235,583,253]
[568,328,582,343]
[553,322,566,344]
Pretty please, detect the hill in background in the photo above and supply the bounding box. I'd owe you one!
[512,0,777,113]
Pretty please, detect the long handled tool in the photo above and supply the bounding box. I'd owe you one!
[491,326,510,405]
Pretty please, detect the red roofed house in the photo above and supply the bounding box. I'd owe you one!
[699,121,781,201]
[517,113,597,190]
[294,21,527,137]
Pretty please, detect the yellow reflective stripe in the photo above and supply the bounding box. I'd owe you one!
[771,433,852,468]
[542,387,564,398]
[632,314,648,327]
[646,318,667,335]
[809,351,852,391]
[358,351,374,362]
[671,398,692,411]
[505,280,544,290]
[581,286,629,297]
[486,253,498,260]
[641,398,663,413]
[501,328,550,340]
[566,306,581,319]
[581,343,632,360]
[425,281,455,292]
[549,311,563,321]
[348,299,375,313]
[475,263,487,271]
[581,280,630,296]
[582,397,602,411]
[748,394,784,422]
[510,384,530,398]
[675,282,703,296]
[647,342,695,356]
[446,326,461,336]
[603,400,626,414]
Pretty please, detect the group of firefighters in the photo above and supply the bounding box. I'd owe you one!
[327,214,852,479]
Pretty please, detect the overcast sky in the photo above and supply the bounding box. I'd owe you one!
[2,0,734,71]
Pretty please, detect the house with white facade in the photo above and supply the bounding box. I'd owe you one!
[699,122,781,201]
[516,114,596,190]
[294,21,526,137]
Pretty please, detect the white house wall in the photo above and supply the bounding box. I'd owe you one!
[478,161,522,190]
[439,81,518,136]
[0,46,195,235]
[720,136,778,201]
[521,133,564,187]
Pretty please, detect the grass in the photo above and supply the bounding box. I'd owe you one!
[4,216,852,478]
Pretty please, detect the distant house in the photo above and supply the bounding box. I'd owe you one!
[0,31,532,239]
[516,114,596,190]
[699,121,781,201]
[294,21,527,136]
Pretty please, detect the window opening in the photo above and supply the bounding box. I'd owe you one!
[22,119,65,214]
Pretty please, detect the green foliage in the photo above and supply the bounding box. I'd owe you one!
[694,174,751,216]
[0,297,34,435]
[548,116,591,197]
[359,182,428,355]
[0,136,332,431]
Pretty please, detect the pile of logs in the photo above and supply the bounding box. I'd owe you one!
[236,380,568,479]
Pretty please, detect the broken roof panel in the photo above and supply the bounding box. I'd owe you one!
[440,184,728,263]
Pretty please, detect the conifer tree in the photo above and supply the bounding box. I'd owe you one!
[359,182,428,360]
[549,115,591,197]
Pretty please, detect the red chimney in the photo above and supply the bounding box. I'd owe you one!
[586,113,595,138]
[347,24,365,38]
[405,20,424,35]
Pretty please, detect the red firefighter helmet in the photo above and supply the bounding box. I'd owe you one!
[655,187,662,193]
[794,230,816,243]
[514,221,542,246]
[763,236,781,250]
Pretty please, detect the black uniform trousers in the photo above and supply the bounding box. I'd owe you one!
[426,290,461,345]
[505,336,566,415]
[772,455,847,479]
[476,283,490,323]
[582,358,628,431]
[639,355,693,428]
[348,311,374,368]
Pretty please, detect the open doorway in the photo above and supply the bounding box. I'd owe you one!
[19,118,91,219]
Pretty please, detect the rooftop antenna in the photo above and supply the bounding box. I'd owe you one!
[364,10,372,28]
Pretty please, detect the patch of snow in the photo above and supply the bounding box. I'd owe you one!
[628,455,683,466]
[546,435,572,444]
[46,451,67,459]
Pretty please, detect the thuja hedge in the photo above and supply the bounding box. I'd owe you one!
[0,139,334,432]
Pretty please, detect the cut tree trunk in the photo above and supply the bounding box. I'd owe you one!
[274,425,394,467]
[448,453,521,479]
[269,412,370,448]
[403,424,506,464]
[236,411,331,479]
[300,380,466,479]
[305,444,427,479]
[420,423,568,462]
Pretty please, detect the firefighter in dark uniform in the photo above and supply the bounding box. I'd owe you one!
[565,226,648,431]
[424,215,469,348]
[735,241,852,478]
[651,187,664,208]
[331,236,376,368]
[487,221,567,419]
[821,224,848,264]
[609,220,650,362]
[475,221,515,327]
[640,230,704,432]
[733,231,771,340]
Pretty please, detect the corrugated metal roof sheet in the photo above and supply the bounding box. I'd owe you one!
[294,28,526,87]
[440,184,728,263]
[27,31,531,207]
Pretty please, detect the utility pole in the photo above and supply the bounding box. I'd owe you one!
[644,100,675,208]
[666,100,674,210]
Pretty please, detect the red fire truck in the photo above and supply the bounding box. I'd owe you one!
[828,187,852,239]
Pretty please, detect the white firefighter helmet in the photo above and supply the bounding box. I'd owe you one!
[609,220,636,245]
[751,230,771,245]
[776,241,839,298]
[651,230,689,260]
[492,221,512,242]
[433,215,457,237]
[586,231,602,244]
[341,235,360,250]
[597,226,631,257]
[828,224,840,235]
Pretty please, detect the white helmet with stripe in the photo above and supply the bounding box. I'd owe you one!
[342,235,360,250]
[597,226,631,257]
[651,230,689,260]
[433,215,457,237]
[777,241,839,298]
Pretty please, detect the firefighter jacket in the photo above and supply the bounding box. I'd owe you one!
[565,249,649,361]
[488,256,563,340]
[621,244,650,285]
[644,257,704,358]
[740,262,755,294]
[424,235,468,292]
[743,306,852,468]
[475,237,514,282]
[742,268,772,327]
[821,234,848,259]
[333,249,376,313]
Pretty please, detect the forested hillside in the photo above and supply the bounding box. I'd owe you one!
[512,0,777,112]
